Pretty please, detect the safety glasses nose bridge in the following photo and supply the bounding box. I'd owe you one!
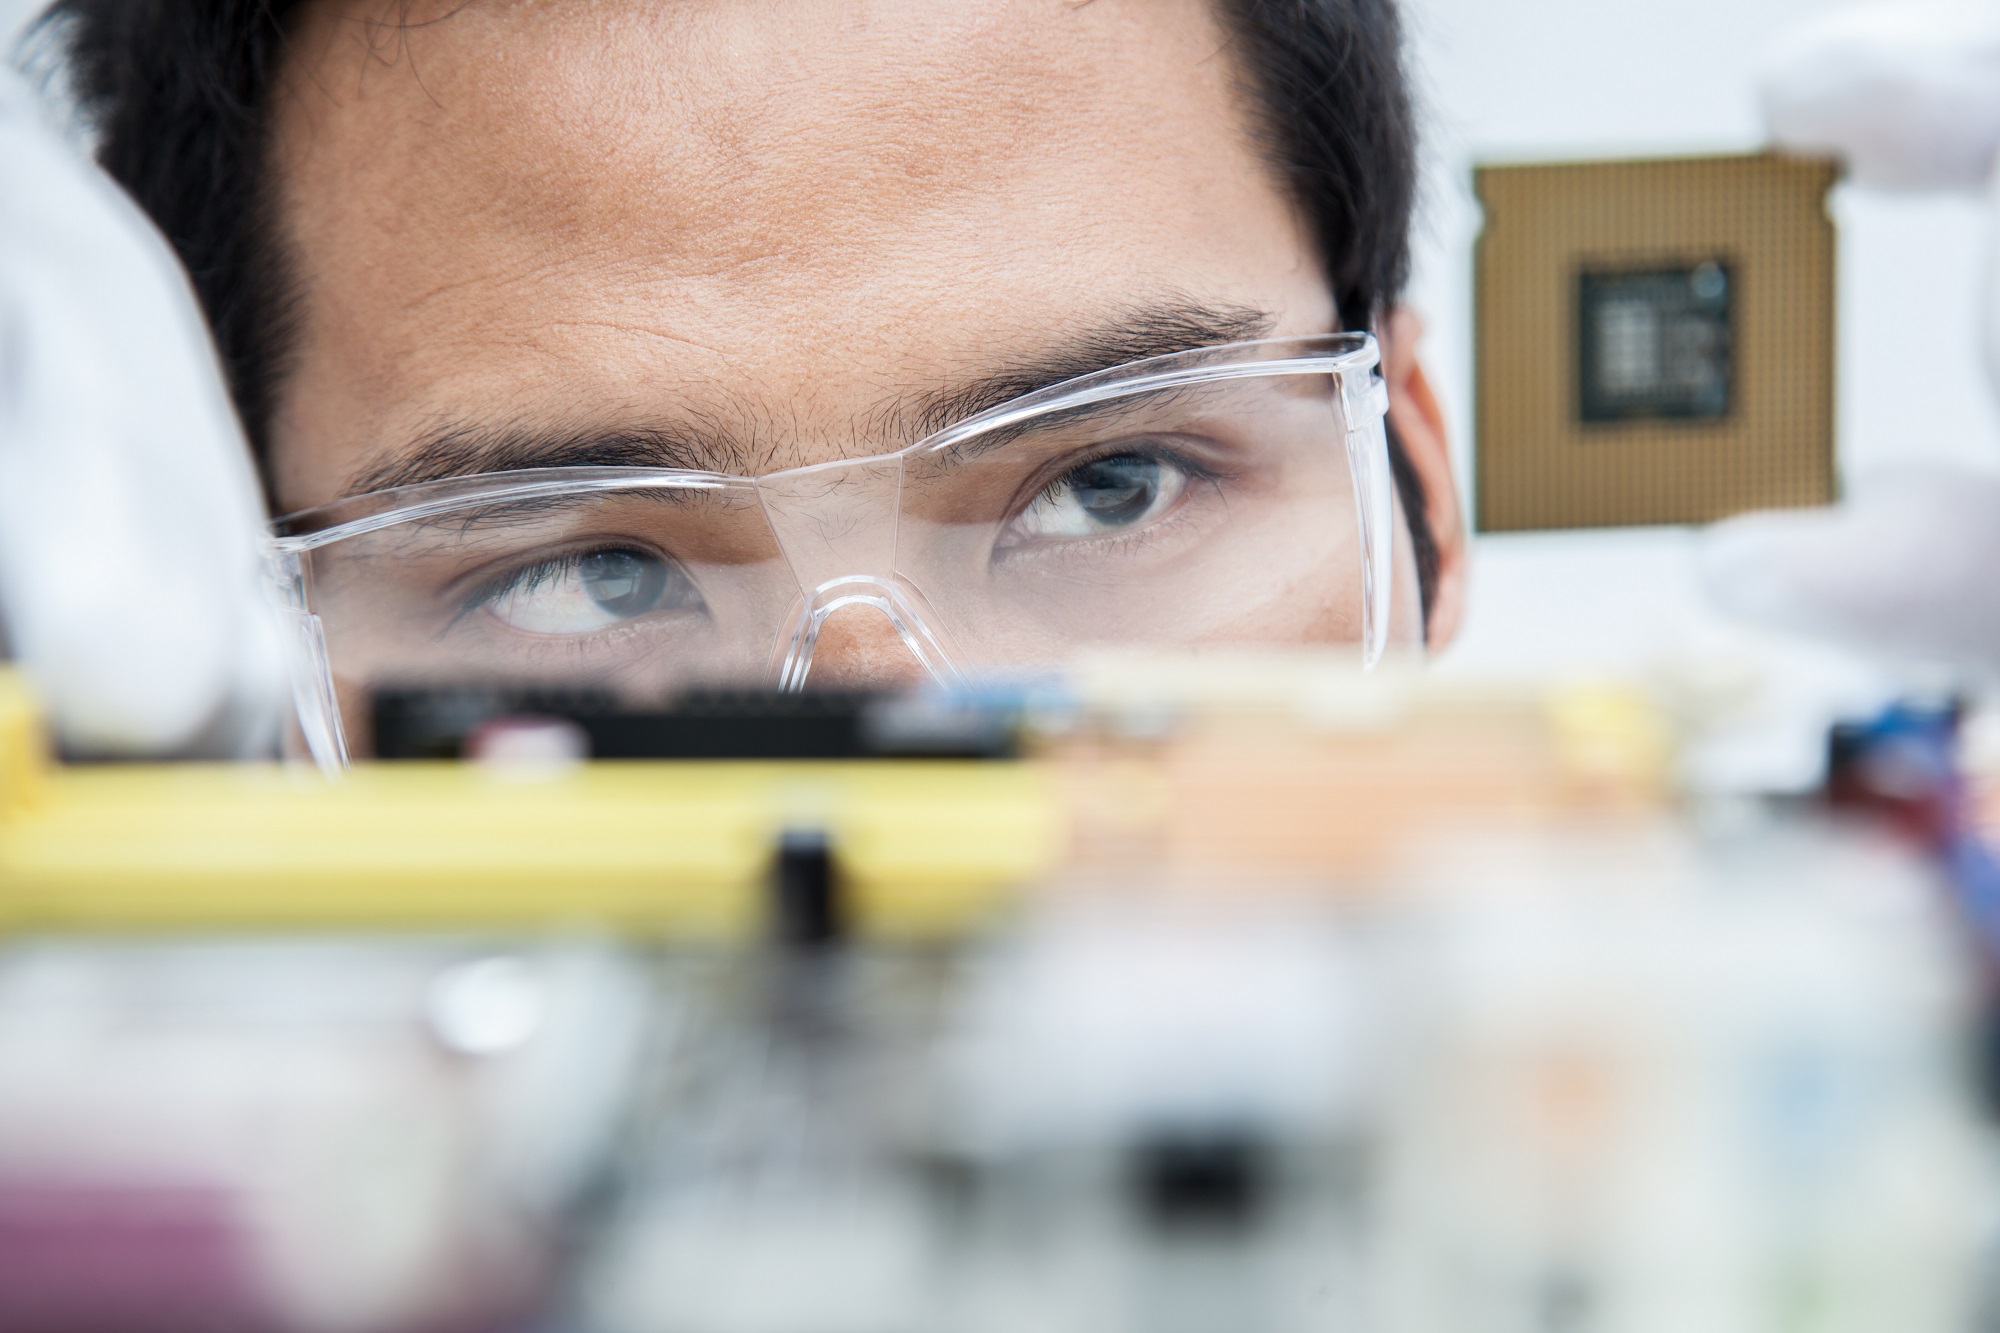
[754,454,905,591]
[753,454,962,689]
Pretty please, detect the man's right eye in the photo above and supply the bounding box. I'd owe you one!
[477,548,699,634]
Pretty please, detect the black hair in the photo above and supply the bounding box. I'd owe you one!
[32,2,305,485]
[34,0,1437,614]
[1220,0,1437,613]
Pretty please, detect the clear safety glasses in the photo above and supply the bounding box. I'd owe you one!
[267,334,1413,766]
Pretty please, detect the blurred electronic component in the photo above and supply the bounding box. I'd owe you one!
[0,672,1054,939]
[0,665,1994,1332]
[1049,651,1670,883]
[1376,820,1982,1333]
[1475,152,1837,532]
[0,662,1671,931]
[0,939,650,1332]
[371,686,1020,762]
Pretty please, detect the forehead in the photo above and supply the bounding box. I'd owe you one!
[271,0,1326,506]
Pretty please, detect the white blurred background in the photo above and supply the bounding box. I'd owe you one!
[5,0,1986,782]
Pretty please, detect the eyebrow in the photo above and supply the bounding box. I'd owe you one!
[341,299,1278,497]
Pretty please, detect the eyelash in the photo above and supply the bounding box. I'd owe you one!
[1036,438,1224,496]
[442,543,663,634]
[1003,439,1230,540]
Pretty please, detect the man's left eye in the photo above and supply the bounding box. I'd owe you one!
[1005,454,1190,544]
[481,548,698,634]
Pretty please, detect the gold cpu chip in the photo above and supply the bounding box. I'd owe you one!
[1474,153,1838,532]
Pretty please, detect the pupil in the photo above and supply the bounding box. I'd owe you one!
[1072,456,1159,526]
[578,549,668,616]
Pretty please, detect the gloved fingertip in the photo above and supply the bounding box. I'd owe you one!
[1699,517,1810,619]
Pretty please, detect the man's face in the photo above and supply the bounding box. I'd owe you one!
[271,0,1441,691]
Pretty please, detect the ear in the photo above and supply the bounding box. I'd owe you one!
[1379,305,1467,649]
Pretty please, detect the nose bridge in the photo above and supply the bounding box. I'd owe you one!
[755,455,903,593]
[759,454,966,691]
[803,599,935,690]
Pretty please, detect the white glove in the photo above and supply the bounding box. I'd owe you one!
[0,68,285,755]
[1703,469,2000,671]
[1761,0,2000,191]
[1704,3,2000,677]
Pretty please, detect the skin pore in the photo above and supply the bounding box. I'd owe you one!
[269,0,1465,687]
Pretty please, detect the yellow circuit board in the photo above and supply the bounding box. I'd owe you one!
[0,673,1059,938]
